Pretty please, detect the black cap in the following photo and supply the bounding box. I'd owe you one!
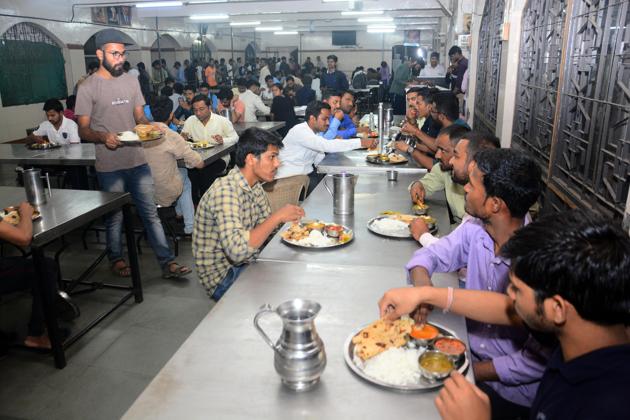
[95,29,134,49]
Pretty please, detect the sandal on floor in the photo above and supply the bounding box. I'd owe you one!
[110,260,132,278]
[162,262,192,279]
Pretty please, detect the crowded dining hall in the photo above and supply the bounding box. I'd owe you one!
[0,0,628,419]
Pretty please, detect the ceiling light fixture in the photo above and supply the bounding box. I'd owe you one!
[136,1,182,7]
[255,26,283,31]
[357,17,393,23]
[190,14,229,20]
[275,31,298,35]
[321,0,351,2]
[229,21,261,26]
[367,27,396,33]
[340,10,384,16]
[187,0,228,4]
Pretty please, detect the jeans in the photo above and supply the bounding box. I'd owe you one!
[211,265,246,302]
[0,256,58,337]
[175,168,194,234]
[97,164,174,269]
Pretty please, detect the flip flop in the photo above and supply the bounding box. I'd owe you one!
[110,259,131,278]
[162,262,192,279]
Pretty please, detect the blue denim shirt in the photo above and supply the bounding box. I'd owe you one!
[322,114,357,139]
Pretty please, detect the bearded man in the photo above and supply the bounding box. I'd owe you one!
[75,29,191,279]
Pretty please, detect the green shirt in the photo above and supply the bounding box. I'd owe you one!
[418,164,466,222]
[390,63,411,95]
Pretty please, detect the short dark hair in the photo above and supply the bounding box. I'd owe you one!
[501,210,630,326]
[217,87,234,101]
[247,80,260,88]
[43,98,63,113]
[430,52,440,59]
[236,78,247,87]
[305,101,331,121]
[473,149,542,218]
[149,95,173,123]
[265,75,274,82]
[65,95,76,111]
[174,61,181,67]
[183,85,195,93]
[199,82,210,89]
[165,77,175,85]
[326,54,338,62]
[173,82,184,95]
[137,62,146,71]
[407,87,435,105]
[123,61,131,71]
[272,83,284,91]
[160,86,173,97]
[433,92,460,121]
[462,131,501,165]
[286,76,294,82]
[191,94,212,107]
[234,127,284,168]
[340,90,354,99]
[448,46,462,57]
[437,124,470,146]
[302,74,312,87]
[152,60,161,68]
[322,90,340,101]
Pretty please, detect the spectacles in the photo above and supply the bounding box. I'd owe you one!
[105,50,128,59]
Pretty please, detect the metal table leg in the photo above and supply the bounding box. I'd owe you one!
[31,246,66,369]
[123,204,143,303]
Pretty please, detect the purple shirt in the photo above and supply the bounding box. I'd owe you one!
[405,218,549,407]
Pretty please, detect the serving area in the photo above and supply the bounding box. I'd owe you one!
[317,149,428,175]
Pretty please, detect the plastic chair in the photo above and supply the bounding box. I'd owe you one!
[263,175,310,213]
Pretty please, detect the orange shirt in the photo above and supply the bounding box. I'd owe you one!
[205,66,217,87]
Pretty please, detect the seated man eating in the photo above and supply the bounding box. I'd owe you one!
[193,128,305,301]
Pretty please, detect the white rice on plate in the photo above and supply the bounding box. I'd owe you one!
[371,217,409,236]
[295,230,335,247]
[360,347,424,386]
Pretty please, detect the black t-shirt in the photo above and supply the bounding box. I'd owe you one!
[271,95,297,136]
[421,115,441,138]
[530,344,630,419]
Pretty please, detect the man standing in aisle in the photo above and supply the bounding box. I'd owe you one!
[390,57,418,115]
[320,55,349,93]
[446,46,469,94]
[75,29,191,279]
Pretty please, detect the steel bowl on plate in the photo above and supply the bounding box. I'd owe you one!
[418,351,454,382]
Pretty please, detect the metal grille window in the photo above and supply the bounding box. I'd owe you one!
[512,0,567,173]
[473,0,505,135]
[551,0,629,216]
[0,22,68,107]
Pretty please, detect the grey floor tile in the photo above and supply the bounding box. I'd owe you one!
[90,325,190,377]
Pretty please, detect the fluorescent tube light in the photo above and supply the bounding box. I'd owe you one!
[275,31,298,35]
[358,17,393,23]
[322,0,350,2]
[136,1,182,7]
[230,21,261,26]
[189,14,229,20]
[255,26,283,31]
[367,27,395,33]
[341,10,384,16]
[187,0,228,3]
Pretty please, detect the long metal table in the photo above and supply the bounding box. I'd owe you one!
[317,149,428,175]
[233,121,285,134]
[123,262,472,420]
[0,187,142,368]
[259,173,451,268]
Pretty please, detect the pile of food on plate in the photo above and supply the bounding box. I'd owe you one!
[378,211,437,230]
[134,124,162,141]
[27,141,59,150]
[190,141,213,149]
[412,202,429,215]
[366,153,407,164]
[1,206,40,225]
[281,220,352,247]
[349,318,467,386]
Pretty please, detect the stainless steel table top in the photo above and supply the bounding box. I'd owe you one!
[317,149,428,175]
[258,173,451,268]
[123,261,472,420]
[0,186,131,247]
[0,144,96,166]
[233,121,285,134]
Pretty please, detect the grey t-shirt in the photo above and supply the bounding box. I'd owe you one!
[75,72,146,172]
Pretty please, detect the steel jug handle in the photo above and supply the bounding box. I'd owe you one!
[254,304,278,351]
[323,174,333,198]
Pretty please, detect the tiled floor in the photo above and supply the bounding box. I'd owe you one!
[0,164,214,420]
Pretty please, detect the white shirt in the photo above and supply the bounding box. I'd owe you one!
[33,116,80,145]
[128,68,140,78]
[182,113,238,164]
[419,64,446,78]
[260,87,274,101]
[259,66,271,86]
[276,122,361,179]
[169,93,182,113]
[239,89,271,122]
[311,77,322,100]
